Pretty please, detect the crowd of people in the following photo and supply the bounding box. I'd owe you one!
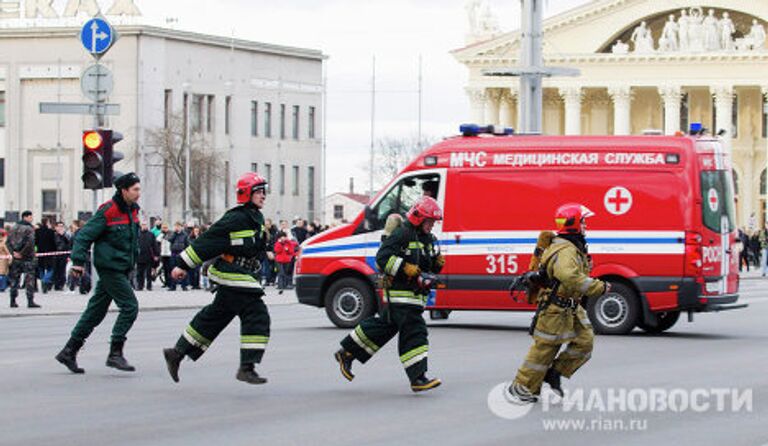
[737,226,768,275]
[0,213,331,303]
[139,217,330,293]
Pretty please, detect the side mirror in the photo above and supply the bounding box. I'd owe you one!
[363,205,375,231]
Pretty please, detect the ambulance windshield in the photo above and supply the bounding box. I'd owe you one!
[700,170,736,233]
[365,174,441,232]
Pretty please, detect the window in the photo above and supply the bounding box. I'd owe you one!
[366,174,440,232]
[280,104,286,139]
[206,95,215,133]
[224,161,230,208]
[700,171,736,233]
[265,164,272,194]
[225,96,232,135]
[292,105,300,140]
[334,205,344,220]
[42,190,58,213]
[251,163,258,173]
[0,158,5,187]
[264,102,272,138]
[279,165,286,195]
[292,166,300,196]
[183,93,189,135]
[250,101,259,137]
[308,106,316,139]
[164,90,172,129]
[680,93,689,134]
[761,169,766,196]
[308,166,315,214]
[191,94,204,133]
[732,169,739,196]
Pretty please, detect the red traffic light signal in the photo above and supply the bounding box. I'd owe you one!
[81,129,124,190]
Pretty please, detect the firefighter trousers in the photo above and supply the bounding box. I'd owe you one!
[175,287,270,364]
[341,303,429,382]
[71,269,138,343]
[514,304,594,394]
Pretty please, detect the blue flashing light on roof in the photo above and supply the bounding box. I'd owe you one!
[689,122,703,135]
[460,124,516,137]
[460,123,480,136]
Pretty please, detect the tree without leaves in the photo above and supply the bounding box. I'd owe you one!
[364,135,437,192]
[145,113,224,223]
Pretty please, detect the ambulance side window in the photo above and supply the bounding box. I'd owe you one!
[361,174,440,233]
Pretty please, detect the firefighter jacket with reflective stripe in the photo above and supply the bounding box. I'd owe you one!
[376,221,442,304]
[177,203,267,293]
[538,237,606,303]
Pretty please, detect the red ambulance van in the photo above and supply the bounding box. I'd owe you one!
[295,126,746,334]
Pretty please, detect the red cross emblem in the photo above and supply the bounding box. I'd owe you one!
[604,186,633,216]
[708,188,719,212]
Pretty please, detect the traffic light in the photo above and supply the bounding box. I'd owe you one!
[81,129,124,190]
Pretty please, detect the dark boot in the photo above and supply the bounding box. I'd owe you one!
[163,348,183,383]
[27,294,41,308]
[410,374,442,392]
[235,363,267,385]
[334,349,355,381]
[544,368,564,398]
[55,338,85,374]
[10,295,18,308]
[504,382,539,405]
[106,341,136,372]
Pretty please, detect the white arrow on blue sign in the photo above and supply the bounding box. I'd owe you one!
[80,17,115,56]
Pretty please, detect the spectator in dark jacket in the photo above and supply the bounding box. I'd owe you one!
[53,222,72,291]
[137,222,160,291]
[168,222,190,291]
[291,219,308,244]
[187,226,202,290]
[35,218,57,293]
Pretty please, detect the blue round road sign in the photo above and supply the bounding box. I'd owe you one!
[80,17,115,55]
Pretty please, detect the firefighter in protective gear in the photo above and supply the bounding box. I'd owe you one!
[162,173,271,385]
[335,196,445,392]
[505,203,609,404]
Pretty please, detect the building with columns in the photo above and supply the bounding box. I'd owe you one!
[453,0,768,229]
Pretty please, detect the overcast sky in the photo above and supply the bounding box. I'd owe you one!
[134,0,591,195]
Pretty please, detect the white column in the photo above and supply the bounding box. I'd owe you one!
[659,85,683,135]
[465,87,486,124]
[608,85,632,135]
[713,85,734,152]
[762,86,768,226]
[484,88,501,126]
[499,88,517,129]
[560,86,583,135]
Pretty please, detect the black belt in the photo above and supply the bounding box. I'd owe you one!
[222,255,261,273]
[549,295,580,310]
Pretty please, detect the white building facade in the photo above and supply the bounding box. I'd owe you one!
[454,0,768,230]
[0,7,325,225]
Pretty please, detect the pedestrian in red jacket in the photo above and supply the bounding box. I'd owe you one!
[274,232,295,293]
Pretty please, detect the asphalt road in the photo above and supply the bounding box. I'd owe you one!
[1,279,766,446]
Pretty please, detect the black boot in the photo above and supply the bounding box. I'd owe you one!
[410,374,442,392]
[27,294,41,308]
[10,295,18,308]
[163,348,183,383]
[544,368,564,398]
[334,349,355,381]
[504,382,539,405]
[235,363,267,385]
[106,341,136,372]
[55,338,85,374]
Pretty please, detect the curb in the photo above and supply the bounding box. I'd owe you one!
[0,301,298,319]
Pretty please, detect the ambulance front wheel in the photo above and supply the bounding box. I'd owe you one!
[325,277,377,328]
[586,282,640,335]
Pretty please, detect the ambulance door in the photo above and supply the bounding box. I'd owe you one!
[699,169,737,295]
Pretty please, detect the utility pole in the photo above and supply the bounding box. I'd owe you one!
[483,0,579,133]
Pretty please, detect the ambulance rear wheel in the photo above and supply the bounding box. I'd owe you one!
[638,311,681,334]
[587,282,640,335]
[325,277,376,328]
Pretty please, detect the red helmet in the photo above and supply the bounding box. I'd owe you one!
[406,196,443,226]
[236,172,268,204]
[555,203,595,234]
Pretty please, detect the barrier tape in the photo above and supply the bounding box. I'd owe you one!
[0,250,72,260]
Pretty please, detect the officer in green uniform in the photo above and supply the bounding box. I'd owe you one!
[335,196,445,392]
[162,172,271,385]
[55,173,142,374]
[506,203,609,404]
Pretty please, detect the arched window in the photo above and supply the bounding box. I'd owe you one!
[761,168,766,196]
